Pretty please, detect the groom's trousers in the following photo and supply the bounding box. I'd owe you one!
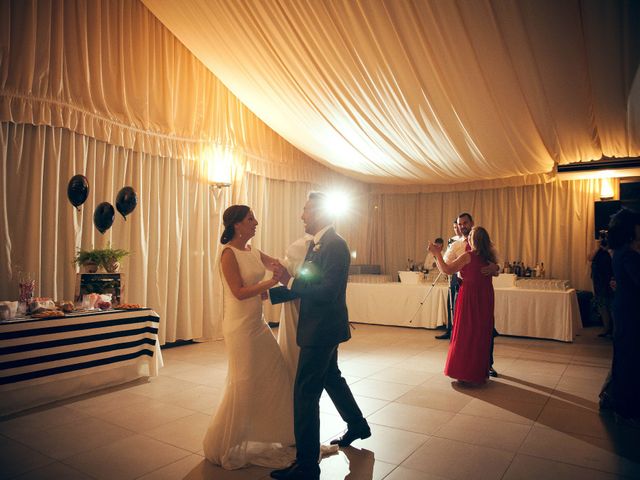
[294,344,365,466]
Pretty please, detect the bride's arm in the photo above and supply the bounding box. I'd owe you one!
[259,250,280,271]
[221,249,278,300]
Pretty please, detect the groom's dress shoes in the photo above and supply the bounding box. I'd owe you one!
[270,462,320,480]
[330,422,371,447]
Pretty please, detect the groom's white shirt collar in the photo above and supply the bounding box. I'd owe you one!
[313,225,333,245]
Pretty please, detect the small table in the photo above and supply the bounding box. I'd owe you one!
[0,308,162,416]
[493,287,581,342]
[347,282,449,328]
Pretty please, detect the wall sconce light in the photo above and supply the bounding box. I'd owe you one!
[202,145,233,187]
[600,178,614,200]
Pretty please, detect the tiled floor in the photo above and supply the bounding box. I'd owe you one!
[2,324,639,480]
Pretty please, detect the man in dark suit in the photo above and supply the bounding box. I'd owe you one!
[270,192,370,480]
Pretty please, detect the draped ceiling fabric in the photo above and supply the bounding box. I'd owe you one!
[143,0,640,189]
[0,0,340,185]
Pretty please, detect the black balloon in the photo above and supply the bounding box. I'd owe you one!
[67,175,89,210]
[93,202,115,234]
[115,186,138,221]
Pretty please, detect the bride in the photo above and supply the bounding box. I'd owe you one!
[203,204,295,469]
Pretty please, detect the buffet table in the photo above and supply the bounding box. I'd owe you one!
[346,282,580,342]
[0,308,162,415]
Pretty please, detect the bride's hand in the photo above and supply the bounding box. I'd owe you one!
[260,291,269,301]
[267,259,283,271]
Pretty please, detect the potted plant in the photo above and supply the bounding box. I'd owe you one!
[73,248,102,273]
[74,244,130,273]
[99,245,130,273]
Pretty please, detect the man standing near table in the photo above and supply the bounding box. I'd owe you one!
[438,213,501,377]
[435,222,462,340]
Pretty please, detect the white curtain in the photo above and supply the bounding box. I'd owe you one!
[0,123,226,343]
[368,178,610,292]
[238,172,606,293]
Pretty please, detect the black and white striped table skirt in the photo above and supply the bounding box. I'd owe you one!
[0,308,162,415]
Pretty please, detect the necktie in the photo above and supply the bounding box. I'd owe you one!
[306,240,316,257]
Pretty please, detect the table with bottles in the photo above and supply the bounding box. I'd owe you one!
[346,274,580,342]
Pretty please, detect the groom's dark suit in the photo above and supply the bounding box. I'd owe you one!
[288,227,366,467]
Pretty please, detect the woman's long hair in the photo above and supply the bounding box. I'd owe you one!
[607,207,640,250]
[220,205,250,244]
[470,226,497,264]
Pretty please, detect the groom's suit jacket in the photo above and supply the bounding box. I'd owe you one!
[290,227,351,347]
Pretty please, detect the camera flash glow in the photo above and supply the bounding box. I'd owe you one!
[323,191,351,218]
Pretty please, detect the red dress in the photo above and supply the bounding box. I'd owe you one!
[444,251,495,384]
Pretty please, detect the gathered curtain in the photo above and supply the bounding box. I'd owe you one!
[0,0,336,183]
[0,122,225,343]
[368,179,610,292]
[241,172,606,294]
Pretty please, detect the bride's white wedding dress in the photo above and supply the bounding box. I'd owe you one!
[277,235,312,379]
[203,245,295,469]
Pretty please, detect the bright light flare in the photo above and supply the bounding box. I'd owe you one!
[322,191,351,218]
[202,144,233,185]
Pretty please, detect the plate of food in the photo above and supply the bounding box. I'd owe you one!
[55,300,75,313]
[117,303,143,310]
[31,309,66,319]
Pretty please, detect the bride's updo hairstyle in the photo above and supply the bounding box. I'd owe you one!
[220,205,250,244]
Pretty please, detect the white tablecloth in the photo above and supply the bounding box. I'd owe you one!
[346,283,581,342]
[0,308,162,415]
[347,282,449,328]
[494,288,581,342]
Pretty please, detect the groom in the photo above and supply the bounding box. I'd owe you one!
[270,192,370,480]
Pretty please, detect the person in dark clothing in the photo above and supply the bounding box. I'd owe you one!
[599,208,640,427]
[589,231,614,337]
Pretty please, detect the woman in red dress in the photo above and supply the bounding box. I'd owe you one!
[429,227,496,385]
